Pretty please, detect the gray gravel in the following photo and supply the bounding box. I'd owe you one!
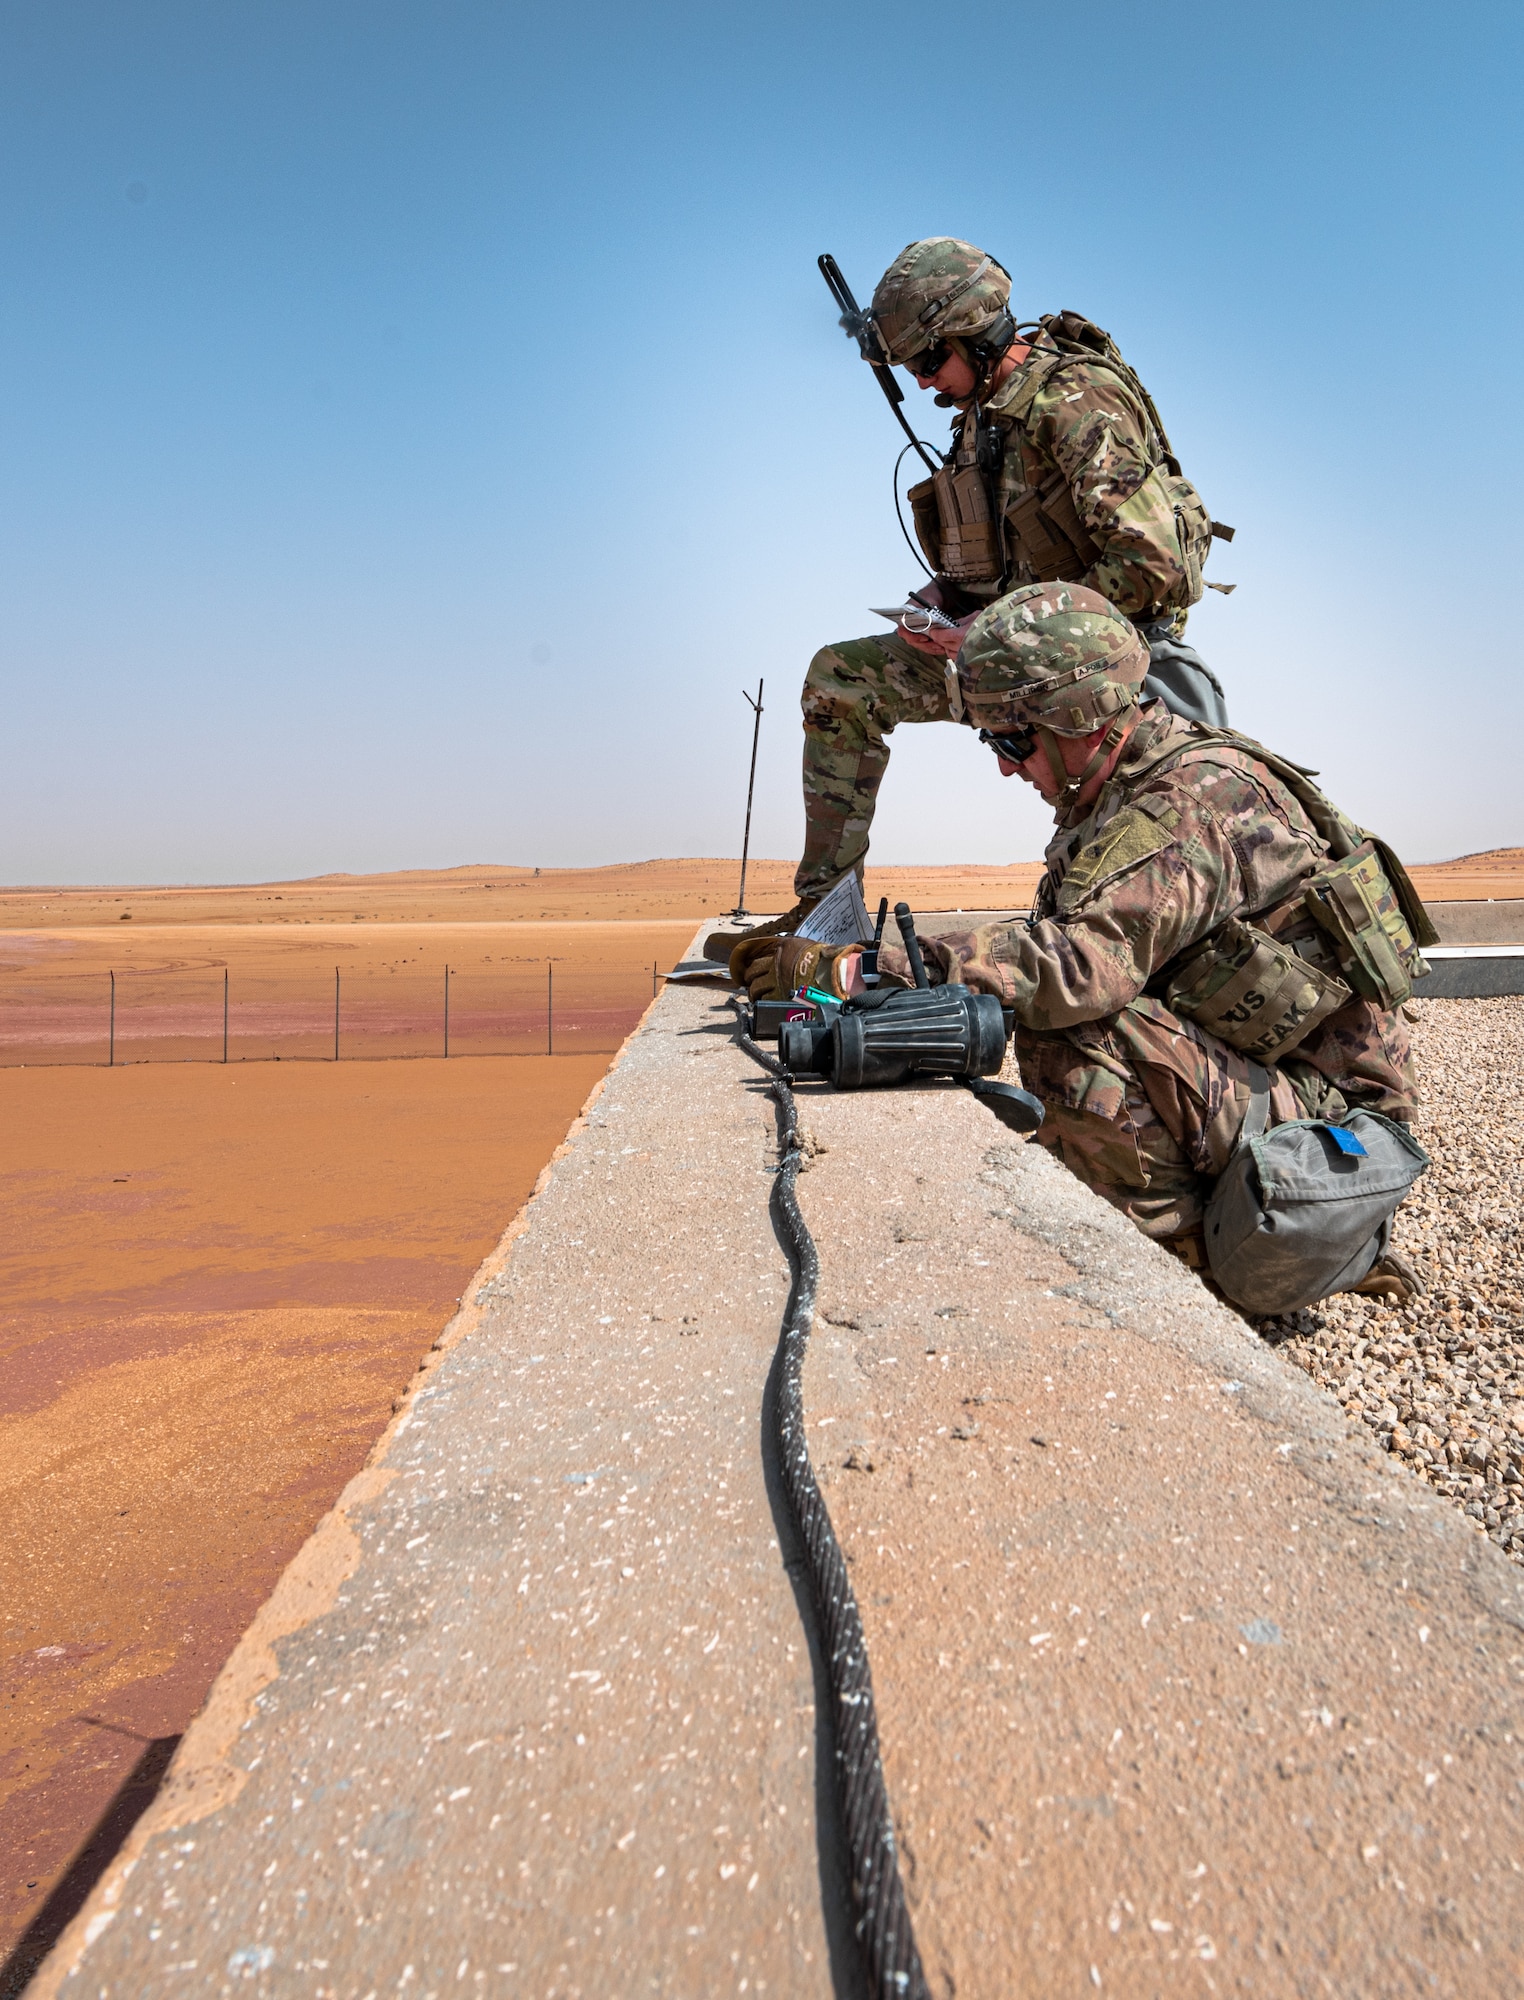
[1257,997,1524,1561]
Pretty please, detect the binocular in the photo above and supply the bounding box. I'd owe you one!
[779,982,1007,1087]
[774,903,1045,1135]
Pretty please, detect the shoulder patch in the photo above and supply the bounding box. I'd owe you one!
[1058,805,1179,910]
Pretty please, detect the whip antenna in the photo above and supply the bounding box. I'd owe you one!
[819,254,938,475]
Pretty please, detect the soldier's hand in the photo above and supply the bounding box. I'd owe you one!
[899,609,977,659]
[732,934,862,1005]
[874,938,943,987]
[728,931,785,995]
[896,577,976,658]
[877,928,1016,1001]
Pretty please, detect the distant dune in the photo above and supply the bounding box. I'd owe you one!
[0,858,1043,929]
[1,845,1518,931]
[1408,846,1524,900]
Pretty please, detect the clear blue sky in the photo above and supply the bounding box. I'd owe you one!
[3,0,1519,883]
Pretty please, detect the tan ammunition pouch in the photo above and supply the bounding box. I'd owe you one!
[1300,839,1430,1008]
[1163,917,1351,1061]
[1005,469,1100,582]
[908,457,1004,585]
[907,476,942,573]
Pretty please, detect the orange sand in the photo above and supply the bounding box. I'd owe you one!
[0,921,693,1066]
[1406,846,1524,903]
[0,1056,624,1976]
[0,907,695,1982]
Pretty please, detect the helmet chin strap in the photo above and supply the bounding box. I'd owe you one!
[1035,725,1072,809]
[1043,701,1138,826]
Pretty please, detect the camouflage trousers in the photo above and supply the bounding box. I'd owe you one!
[796,632,957,901]
[1014,997,1354,1250]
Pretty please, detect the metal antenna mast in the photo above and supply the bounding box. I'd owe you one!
[731,679,764,918]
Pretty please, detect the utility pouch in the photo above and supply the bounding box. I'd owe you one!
[1163,917,1351,1061]
[1369,836,1441,950]
[1034,469,1101,569]
[1165,473,1212,606]
[931,459,1002,583]
[1005,468,1096,583]
[1205,1067,1430,1315]
[906,476,942,574]
[1303,841,1429,1008]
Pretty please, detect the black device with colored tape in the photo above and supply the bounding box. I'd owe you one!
[775,903,1045,1134]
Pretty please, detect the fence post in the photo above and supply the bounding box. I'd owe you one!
[547,961,553,1055]
[108,970,115,1067]
[732,677,764,917]
[334,967,340,1061]
[444,965,450,1059]
[223,969,229,1064]
[652,960,658,997]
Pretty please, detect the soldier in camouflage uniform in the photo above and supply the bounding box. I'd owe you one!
[709,237,1233,960]
[738,583,1423,1299]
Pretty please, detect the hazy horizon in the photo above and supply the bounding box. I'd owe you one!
[7,836,1523,896]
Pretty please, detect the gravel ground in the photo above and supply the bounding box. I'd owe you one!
[1256,997,1524,1562]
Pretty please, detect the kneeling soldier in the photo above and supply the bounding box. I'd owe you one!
[739,583,1430,1303]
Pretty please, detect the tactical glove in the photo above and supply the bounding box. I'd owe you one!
[876,925,1018,1001]
[732,933,862,1005]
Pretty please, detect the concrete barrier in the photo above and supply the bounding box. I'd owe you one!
[1414,946,1524,998]
[1426,900,1524,945]
[32,941,1524,1997]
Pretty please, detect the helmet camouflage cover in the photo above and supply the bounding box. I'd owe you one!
[957,583,1151,737]
[871,237,1012,369]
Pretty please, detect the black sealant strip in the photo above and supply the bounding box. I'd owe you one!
[733,1001,929,2000]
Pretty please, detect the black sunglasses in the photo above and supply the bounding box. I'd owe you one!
[979,724,1038,764]
[906,339,953,379]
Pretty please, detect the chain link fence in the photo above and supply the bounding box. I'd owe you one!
[0,959,666,1066]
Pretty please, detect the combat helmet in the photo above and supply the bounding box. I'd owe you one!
[957,583,1151,820]
[871,237,1015,375]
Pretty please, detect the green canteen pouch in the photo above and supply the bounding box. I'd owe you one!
[1303,840,1429,1008]
[1163,917,1352,1060]
[1368,835,1441,949]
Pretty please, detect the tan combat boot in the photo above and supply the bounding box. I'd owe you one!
[1348,1246,1424,1305]
[702,898,820,964]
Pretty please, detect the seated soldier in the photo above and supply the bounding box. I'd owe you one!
[737,582,1425,1303]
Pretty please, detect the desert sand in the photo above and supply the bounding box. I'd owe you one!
[0,857,1044,933]
[1404,845,1524,902]
[0,1054,619,1978]
[1,901,696,1979]
[0,920,693,1065]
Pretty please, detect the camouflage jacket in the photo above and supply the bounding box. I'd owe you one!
[955,323,1210,622]
[904,708,1417,1114]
